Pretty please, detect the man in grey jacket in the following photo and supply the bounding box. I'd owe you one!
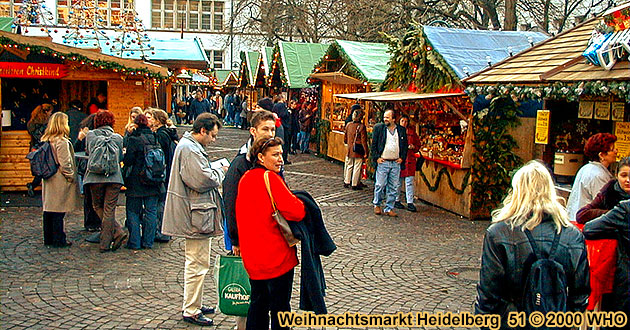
[162,113,228,326]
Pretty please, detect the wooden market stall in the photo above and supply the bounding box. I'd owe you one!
[238,50,262,109]
[0,31,169,192]
[356,25,548,218]
[214,70,239,90]
[464,11,630,206]
[309,40,391,161]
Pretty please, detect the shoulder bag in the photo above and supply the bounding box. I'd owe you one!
[263,170,300,247]
[352,124,365,156]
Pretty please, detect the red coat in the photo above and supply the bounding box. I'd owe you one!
[400,126,420,178]
[236,167,306,280]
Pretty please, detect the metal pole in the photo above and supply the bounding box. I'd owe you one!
[230,0,234,70]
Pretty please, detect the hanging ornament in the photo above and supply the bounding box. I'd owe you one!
[62,0,109,48]
[109,0,154,60]
[12,0,55,36]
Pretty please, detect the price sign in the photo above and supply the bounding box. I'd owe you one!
[615,122,630,160]
[578,101,594,119]
[595,102,611,120]
[535,110,550,144]
[612,102,625,121]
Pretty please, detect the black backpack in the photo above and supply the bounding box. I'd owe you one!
[26,141,59,179]
[521,229,568,317]
[138,133,166,186]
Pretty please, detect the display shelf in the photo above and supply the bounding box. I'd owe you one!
[422,156,462,169]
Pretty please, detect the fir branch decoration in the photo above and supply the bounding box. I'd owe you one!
[470,96,522,219]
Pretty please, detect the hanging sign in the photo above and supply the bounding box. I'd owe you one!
[612,102,625,121]
[594,101,611,120]
[615,122,630,160]
[535,110,550,144]
[578,101,594,119]
[0,62,69,79]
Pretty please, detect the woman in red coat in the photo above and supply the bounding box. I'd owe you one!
[235,137,305,330]
[395,114,421,212]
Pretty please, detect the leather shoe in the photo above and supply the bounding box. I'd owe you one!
[351,185,363,190]
[111,231,129,251]
[394,201,405,209]
[374,206,382,215]
[183,313,213,326]
[407,203,417,212]
[343,183,350,188]
[385,210,398,217]
[201,305,215,314]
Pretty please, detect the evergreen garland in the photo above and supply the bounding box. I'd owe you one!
[418,167,471,194]
[470,96,522,219]
[466,81,630,103]
[381,24,462,92]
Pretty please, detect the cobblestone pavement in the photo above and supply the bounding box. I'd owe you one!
[0,127,489,329]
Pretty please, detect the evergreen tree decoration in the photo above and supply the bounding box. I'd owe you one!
[62,0,109,48]
[11,0,55,36]
[108,0,154,59]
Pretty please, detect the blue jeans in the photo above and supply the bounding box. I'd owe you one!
[298,130,310,152]
[396,176,415,204]
[126,195,159,249]
[373,161,401,212]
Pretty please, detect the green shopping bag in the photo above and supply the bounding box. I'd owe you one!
[214,255,251,316]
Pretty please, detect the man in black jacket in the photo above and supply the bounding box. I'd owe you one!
[370,109,408,217]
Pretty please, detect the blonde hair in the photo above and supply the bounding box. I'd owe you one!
[491,160,571,233]
[41,112,69,142]
[125,107,143,131]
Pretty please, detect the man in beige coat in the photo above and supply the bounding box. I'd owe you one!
[162,113,228,326]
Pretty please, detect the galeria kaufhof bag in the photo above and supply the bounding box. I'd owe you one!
[214,255,251,316]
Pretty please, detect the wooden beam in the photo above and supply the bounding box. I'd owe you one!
[441,99,467,121]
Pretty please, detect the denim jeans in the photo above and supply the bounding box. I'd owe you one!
[297,130,310,152]
[373,161,401,212]
[126,195,159,249]
[396,176,415,204]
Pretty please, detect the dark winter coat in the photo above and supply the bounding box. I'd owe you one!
[577,179,630,224]
[223,149,254,247]
[400,126,420,178]
[370,123,408,170]
[299,108,314,132]
[122,126,165,198]
[475,215,590,327]
[289,190,336,314]
[27,121,47,148]
[273,102,291,129]
[155,126,179,184]
[584,201,630,320]
[66,108,87,143]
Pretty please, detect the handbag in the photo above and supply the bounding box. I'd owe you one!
[263,170,300,247]
[214,255,251,316]
[352,124,365,156]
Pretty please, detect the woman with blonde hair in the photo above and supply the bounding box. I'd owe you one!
[26,103,54,196]
[40,112,80,248]
[475,160,589,325]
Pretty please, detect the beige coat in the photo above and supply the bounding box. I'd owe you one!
[42,137,80,213]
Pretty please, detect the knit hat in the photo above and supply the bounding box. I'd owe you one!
[257,97,274,111]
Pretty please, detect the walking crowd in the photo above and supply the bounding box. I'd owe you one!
[23,93,630,330]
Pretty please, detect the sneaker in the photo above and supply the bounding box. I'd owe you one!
[394,201,405,209]
[26,183,35,197]
[407,203,417,212]
[374,206,382,215]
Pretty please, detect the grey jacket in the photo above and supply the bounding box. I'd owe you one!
[162,131,226,239]
[83,126,124,185]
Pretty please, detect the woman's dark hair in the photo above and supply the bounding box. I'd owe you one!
[584,133,617,161]
[249,137,284,162]
[94,110,115,129]
[134,113,149,127]
[79,113,96,129]
[400,114,410,121]
[69,99,83,110]
[192,113,222,133]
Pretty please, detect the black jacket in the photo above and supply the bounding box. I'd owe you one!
[584,200,630,317]
[370,123,408,169]
[155,126,179,184]
[290,191,336,314]
[122,126,165,197]
[223,142,255,247]
[475,216,589,326]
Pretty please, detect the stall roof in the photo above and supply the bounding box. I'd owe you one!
[334,40,391,83]
[423,26,548,79]
[261,46,275,76]
[309,72,363,85]
[0,17,12,32]
[463,18,598,84]
[244,51,260,85]
[278,41,328,89]
[215,69,238,86]
[0,31,169,77]
[334,91,465,101]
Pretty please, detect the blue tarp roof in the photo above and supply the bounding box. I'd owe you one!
[99,37,208,62]
[423,26,548,79]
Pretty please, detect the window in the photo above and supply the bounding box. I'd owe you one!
[57,0,126,27]
[151,0,225,31]
[204,49,223,69]
[0,0,21,18]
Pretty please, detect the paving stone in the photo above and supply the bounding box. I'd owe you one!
[0,127,489,329]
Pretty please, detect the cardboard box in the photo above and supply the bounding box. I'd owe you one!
[554,153,584,176]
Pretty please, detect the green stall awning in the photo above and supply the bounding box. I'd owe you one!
[335,40,391,84]
[278,41,328,89]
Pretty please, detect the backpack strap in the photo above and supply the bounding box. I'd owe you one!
[524,228,561,261]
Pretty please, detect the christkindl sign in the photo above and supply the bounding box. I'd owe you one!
[0,62,69,79]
